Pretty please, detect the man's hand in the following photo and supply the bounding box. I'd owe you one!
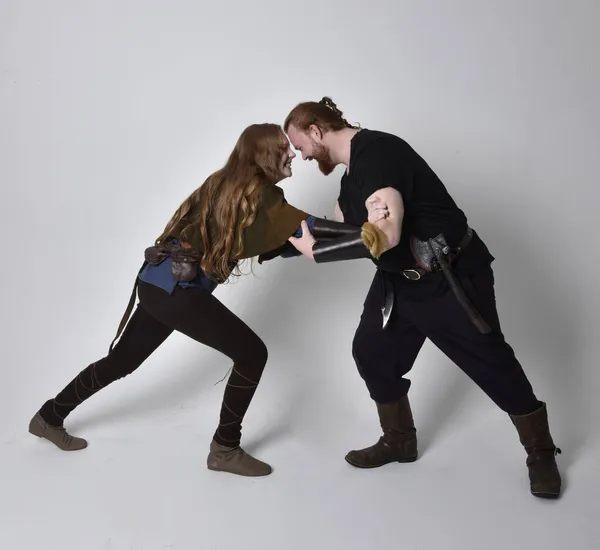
[366,196,389,224]
[287,220,317,261]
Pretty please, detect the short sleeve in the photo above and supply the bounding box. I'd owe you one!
[168,184,309,260]
[356,139,415,207]
[239,184,309,258]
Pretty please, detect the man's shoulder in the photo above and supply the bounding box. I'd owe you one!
[353,129,414,161]
[360,128,405,142]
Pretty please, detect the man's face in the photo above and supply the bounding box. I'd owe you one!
[287,124,336,175]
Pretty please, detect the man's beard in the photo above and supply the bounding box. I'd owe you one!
[311,141,336,175]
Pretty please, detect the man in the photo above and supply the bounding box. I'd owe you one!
[281,97,562,499]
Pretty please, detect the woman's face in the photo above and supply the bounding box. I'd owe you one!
[277,136,296,180]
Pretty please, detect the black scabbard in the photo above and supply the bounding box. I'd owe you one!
[437,255,492,334]
[427,236,491,335]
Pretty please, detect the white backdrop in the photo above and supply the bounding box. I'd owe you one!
[1,1,599,549]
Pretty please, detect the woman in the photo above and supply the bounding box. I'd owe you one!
[28,123,387,477]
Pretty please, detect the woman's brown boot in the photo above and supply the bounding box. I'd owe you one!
[28,412,88,451]
[207,440,272,477]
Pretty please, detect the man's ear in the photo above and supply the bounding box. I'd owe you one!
[308,124,323,141]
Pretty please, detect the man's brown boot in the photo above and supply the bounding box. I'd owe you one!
[345,394,418,468]
[207,440,272,477]
[510,402,562,499]
[28,412,88,451]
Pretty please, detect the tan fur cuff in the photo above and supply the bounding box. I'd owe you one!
[361,222,387,259]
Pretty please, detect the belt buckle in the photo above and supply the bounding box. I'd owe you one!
[402,269,421,281]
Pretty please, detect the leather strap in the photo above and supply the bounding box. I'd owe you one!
[108,262,146,353]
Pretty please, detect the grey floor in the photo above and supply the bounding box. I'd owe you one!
[1,262,597,549]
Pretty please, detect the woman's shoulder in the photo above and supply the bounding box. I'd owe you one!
[258,183,286,205]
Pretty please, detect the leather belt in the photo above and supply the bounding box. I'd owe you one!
[402,227,473,281]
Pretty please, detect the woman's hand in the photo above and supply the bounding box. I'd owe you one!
[287,220,317,261]
[366,196,389,224]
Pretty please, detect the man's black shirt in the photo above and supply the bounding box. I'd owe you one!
[338,128,494,300]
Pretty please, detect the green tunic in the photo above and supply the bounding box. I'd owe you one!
[172,184,309,259]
